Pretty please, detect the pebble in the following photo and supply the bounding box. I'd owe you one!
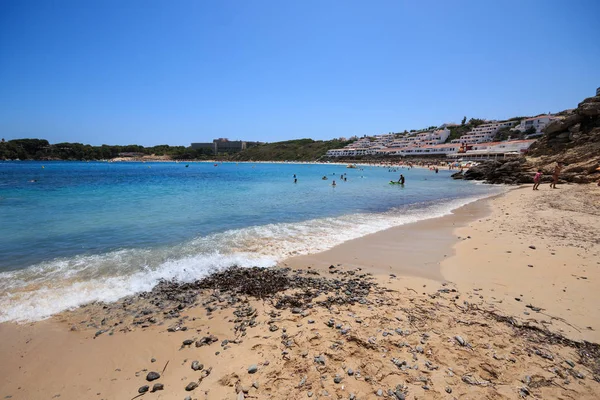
[185,382,198,391]
[308,391,313,397]
[146,371,160,381]
[182,339,194,346]
[252,381,259,389]
[347,368,354,376]
[454,335,466,346]
[151,383,164,392]
[191,361,203,371]
[376,389,383,397]
[334,375,342,384]
[248,364,258,374]
[445,387,452,393]
[138,385,149,394]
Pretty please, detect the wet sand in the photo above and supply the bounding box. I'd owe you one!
[1,184,599,400]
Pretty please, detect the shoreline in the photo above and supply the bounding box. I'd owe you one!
[1,184,599,399]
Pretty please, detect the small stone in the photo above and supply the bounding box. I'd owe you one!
[376,389,383,397]
[252,381,259,389]
[529,245,536,250]
[347,368,354,376]
[146,371,160,381]
[185,382,198,391]
[292,307,302,314]
[269,325,279,332]
[191,361,203,371]
[308,391,313,397]
[334,375,342,384]
[454,335,466,346]
[182,339,194,346]
[445,387,452,394]
[151,383,164,392]
[150,358,156,363]
[138,385,149,394]
[565,360,575,368]
[248,364,258,374]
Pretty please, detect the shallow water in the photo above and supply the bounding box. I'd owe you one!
[0,161,502,322]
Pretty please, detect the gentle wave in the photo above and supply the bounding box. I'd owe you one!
[0,191,502,323]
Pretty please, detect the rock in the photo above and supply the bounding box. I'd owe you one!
[347,368,354,376]
[237,391,245,400]
[446,387,452,393]
[307,391,313,397]
[138,385,149,393]
[578,97,600,116]
[529,245,536,250]
[376,389,383,397]
[269,325,279,332]
[451,171,464,179]
[248,364,258,374]
[291,307,302,314]
[454,335,466,346]
[334,375,342,384]
[252,381,259,389]
[191,361,203,371]
[146,371,160,381]
[314,355,326,365]
[151,383,164,392]
[182,339,194,346]
[565,360,575,368]
[185,382,198,391]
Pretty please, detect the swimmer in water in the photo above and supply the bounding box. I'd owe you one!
[332,180,336,186]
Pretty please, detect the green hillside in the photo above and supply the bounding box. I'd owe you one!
[228,138,353,161]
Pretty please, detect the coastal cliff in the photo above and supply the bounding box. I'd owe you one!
[459,95,600,184]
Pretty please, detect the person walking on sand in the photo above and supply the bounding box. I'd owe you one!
[550,162,562,189]
[533,169,542,191]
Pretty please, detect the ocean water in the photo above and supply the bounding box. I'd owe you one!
[0,161,502,322]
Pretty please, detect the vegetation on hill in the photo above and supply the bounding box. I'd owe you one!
[228,138,353,161]
[0,139,214,160]
[0,137,353,161]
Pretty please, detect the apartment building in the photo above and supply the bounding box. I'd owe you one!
[513,115,558,134]
[451,120,518,145]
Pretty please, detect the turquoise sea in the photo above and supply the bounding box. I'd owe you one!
[0,161,502,322]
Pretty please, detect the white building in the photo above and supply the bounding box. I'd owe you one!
[448,139,536,159]
[513,115,558,134]
[451,120,518,145]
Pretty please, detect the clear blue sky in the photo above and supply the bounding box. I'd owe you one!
[1,0,598,146]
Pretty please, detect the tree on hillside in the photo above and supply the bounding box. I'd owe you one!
[468,118,485,127]
[461,116,467,125]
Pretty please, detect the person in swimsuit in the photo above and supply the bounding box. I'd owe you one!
[533,169,542,190]
[550,162,562,189]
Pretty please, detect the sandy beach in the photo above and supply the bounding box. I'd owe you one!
[1,184,599,399]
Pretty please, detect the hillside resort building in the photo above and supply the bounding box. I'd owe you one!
[326,118,550,159]
[191,138,261,155]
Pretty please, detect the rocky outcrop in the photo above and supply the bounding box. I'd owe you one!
[460,159,539,185]
[523,95,600,184]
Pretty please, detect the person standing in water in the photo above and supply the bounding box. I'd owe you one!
[332,180,336,186]
[399,174,405,185]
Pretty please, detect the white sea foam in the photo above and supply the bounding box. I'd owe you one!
[0,190,504,323]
